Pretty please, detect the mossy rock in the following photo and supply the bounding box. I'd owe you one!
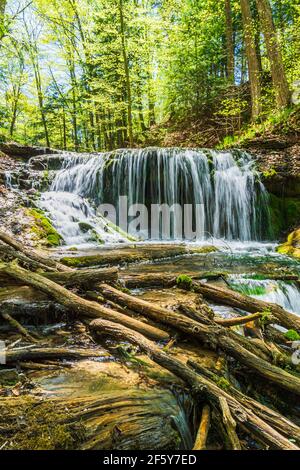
[27,208,63,247]
[78,221,94,233]
[192,245,219,254]
[276,228,300,260]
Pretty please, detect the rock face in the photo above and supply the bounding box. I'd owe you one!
[277,227,300,259]
[252,143,300,198]
[0,142,61,159]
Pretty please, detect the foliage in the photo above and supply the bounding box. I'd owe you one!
[0,0,298,149]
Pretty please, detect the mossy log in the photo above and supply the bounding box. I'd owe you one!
[0,262,169,342]
[193,281,300,333]
[97,283,300,396]
[90,318,299,450]
[0,244,57,273]
[0,230,71,272]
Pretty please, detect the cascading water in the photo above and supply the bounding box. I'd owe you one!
[32,148,270,247]
[228,276,300,315]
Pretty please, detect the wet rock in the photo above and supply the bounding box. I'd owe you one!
[0,142,61,160]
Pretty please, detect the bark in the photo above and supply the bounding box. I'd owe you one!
[1,312,38,343]
[90,318,299,450]
[255,0,290,108]
[225,0,235,82]
[193,404,211,450]
[0,262,169,342]
[5,347,110,364]
[119,0,133,146]
[43,267,118,287]
[0,231,71,272]
[97,283,300,395]
[219,397,241,450]
[0,244,57,273]
[194,281,300,332]
[240,0,262,119]
[188,359,300,446]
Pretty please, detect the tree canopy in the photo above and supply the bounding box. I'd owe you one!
[0,0,299,150]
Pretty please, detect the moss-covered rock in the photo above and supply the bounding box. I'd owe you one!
[27,208,63,247]
[276,228,300,259]
[192,245,219,254]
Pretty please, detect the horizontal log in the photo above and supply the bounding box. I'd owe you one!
[43,267,118,287]
[5,347,110,363]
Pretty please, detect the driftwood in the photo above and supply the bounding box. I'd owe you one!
[0,244,57,273]
[0,262,169,342]
[122,272,299,289]
[219,397,241,450]
[194,281,300,332]
[97,283,300,396]
[1,312,38,343]
[90,317,299,450]
[193,404,211,450]
[188,359,300,446]
[0,230,71,272]
[43,267,118,287]
[5,347,111,363]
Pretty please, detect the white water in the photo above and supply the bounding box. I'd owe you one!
[35,148,270,246]
[229,276,300,315]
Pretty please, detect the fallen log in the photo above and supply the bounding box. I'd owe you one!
[0,230,71,272]
[43,267,118,287]
[90,318,299,450]
[193,404,211,450]
[97,283,300,396]
[219,397,241,450]
[5,347,111,363]
[194,281,300,332]
[0,262,169,342]
[1,312,38,343]
[188,359,300,446]
[0,244,57,273]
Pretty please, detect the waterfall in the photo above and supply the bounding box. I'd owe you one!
[33,148,270,246]
[228,276,300,315]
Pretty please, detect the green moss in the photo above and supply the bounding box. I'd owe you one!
[0,398,86,450]
[78,221,94,233]
[284,329,300,341]
[277,228,300,260]
[176,274,193,290]
[263,168,277,178]
[217,377,230,390]
[192,245,219,254]
[27,208,63,247]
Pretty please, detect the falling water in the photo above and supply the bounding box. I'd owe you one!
[32,148,270,246]
[228,276,300,315]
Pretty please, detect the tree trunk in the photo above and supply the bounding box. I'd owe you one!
[255,0,290,108]
[225,0,235,82]
[240,0,262,119]
[119,0,133,147]
[193,404,211,450]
